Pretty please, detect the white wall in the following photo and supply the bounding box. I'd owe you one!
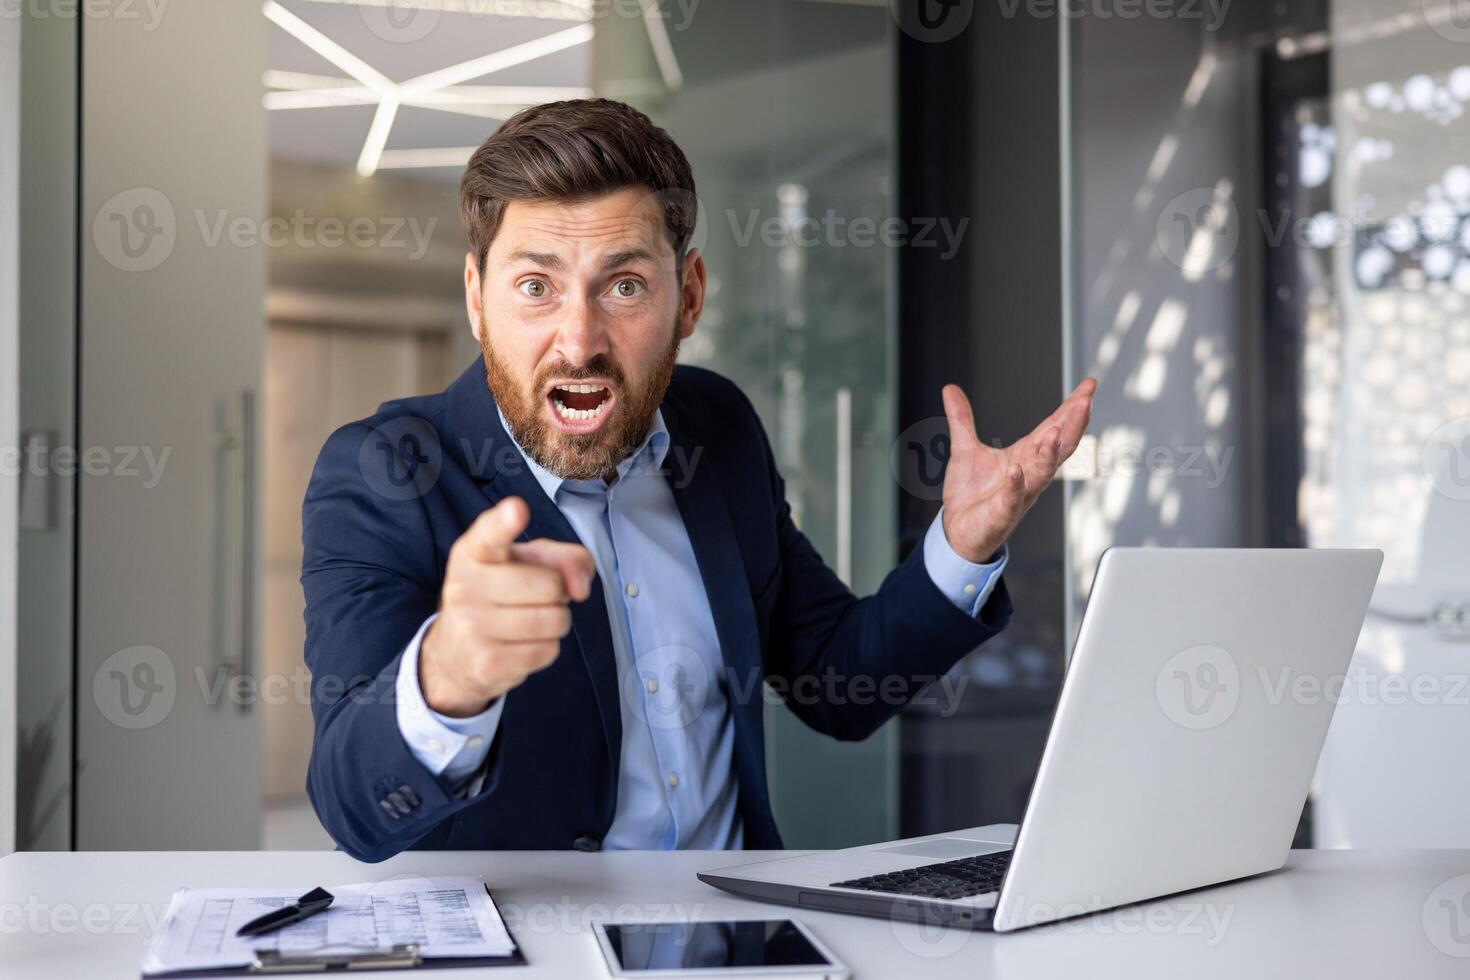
[1,10,21,856]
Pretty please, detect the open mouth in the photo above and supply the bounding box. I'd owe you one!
[546,382,615,433]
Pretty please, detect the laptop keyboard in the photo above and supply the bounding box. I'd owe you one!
[831,849,1013,900]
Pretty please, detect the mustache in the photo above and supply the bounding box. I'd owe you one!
[536,355,625,390]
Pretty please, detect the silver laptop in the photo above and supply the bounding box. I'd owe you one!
[700,547,1383,932]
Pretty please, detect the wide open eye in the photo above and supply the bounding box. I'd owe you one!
[519,279,549,298]
[612,278,644,299]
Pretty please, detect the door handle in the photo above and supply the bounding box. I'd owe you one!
[211,390,257,711]
[238,388,257,711]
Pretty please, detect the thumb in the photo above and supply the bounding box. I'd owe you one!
[461,496,530,565]
[941,384,980,476]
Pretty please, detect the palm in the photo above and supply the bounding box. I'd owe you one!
[940,380,1096,563]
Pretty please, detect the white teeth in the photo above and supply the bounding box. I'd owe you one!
[554,383,606,395]
[552,398,610,422]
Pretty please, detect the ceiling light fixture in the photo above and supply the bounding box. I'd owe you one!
[263,0,594,176]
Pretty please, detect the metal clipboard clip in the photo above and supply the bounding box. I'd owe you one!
[250,944,423,973]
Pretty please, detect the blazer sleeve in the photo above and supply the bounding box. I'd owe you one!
[300,420,505,862]
[748,398,1014,742]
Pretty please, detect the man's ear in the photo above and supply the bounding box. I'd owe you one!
[677,248,706,341]
[464,251,485,342]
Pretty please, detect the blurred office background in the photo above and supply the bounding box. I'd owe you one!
[3,0,1468,854]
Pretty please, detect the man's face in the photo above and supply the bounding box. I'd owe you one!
[466,186,704,481]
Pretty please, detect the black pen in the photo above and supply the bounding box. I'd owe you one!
[236,887,335,938]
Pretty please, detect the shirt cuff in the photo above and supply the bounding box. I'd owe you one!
[922,510,1008,618]
[395,613,504,785]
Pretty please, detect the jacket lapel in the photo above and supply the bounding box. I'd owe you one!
[446,363,622,790]
[661,408,762,692]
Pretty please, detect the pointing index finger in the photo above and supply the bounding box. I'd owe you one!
[462,496,530,565]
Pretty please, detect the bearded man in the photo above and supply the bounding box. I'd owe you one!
[302,99,1094,861]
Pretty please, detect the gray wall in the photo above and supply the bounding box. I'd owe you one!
[16,9,78,852]
[1067,12,1268,621]
[0,0,20,858]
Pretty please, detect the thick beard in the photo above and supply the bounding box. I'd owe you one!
[480,316,680,482]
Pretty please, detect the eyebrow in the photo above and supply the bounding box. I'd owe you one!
[508,249,566,271]
[600,248,658,271]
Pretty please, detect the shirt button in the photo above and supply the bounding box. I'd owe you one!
[645,677,659,694]
[427,738,445,755]
[467,736,484,749]
[667,772,679,788]
[626,582,639,598]
[963,583,978,596]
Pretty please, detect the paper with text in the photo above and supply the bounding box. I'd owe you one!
[141,875,515,975]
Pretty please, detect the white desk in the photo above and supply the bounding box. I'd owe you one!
[2,849,1468,978]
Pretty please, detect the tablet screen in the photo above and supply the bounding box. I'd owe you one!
[602,920,831,972]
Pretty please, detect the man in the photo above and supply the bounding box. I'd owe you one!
[302,99,1094,863]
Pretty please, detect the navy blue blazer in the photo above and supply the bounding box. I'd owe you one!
[301,360,1012,862]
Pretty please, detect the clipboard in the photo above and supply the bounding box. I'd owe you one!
[141,882,525,977]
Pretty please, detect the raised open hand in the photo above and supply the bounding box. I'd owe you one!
[939,378,1097,563]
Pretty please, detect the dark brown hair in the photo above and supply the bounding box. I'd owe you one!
[458,98,697,276]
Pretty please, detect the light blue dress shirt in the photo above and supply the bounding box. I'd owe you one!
[395,409,1007,850]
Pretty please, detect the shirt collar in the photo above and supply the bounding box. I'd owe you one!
[497,406,671,499]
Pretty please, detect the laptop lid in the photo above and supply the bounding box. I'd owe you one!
[993,547,1382,932]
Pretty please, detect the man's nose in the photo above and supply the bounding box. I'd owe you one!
[552,293,611,367]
